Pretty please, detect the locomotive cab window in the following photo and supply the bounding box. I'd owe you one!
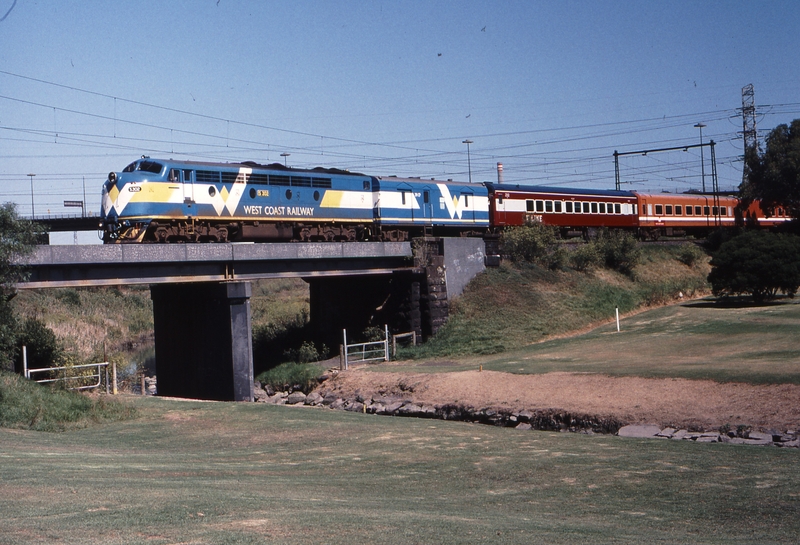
[168,169,181,182]
[401,192,407,205]
[363,180,371,190]
[423,191,430,204]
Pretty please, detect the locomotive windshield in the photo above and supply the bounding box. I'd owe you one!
[122,160,163,174]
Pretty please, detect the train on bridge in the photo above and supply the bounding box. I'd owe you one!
[100,157,789,243]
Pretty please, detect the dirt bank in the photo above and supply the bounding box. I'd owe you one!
[321,369,800,432]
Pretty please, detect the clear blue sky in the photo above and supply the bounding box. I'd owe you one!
[1,0,799,233]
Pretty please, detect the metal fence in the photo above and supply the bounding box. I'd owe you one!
[341,326,389,369]
[23,346,112,393]
[25,362,110,392]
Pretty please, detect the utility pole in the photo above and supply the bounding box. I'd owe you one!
[694,123,706,193]
[740,84,758,184]
[462,139,473,183]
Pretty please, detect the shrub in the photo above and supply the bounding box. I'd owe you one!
[708,230,800,302]
[256,362,320,393]
[283,340,329,364]
[501,223,558,264]
[676,243,706,267]
[570,243,603,271]
[15,317,63,373]
[594,229,641,276]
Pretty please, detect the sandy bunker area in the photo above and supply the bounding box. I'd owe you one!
[323,369,800,432]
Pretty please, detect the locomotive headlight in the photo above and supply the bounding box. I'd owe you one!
[108,172,117,183]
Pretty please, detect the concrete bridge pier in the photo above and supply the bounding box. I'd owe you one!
[150,281,254,401]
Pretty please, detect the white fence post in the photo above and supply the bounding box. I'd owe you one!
[342,329,348,370]
[384,324,389,362]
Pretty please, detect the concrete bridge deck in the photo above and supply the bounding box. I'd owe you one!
[18,242,413,288]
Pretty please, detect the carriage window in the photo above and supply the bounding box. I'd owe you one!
[607,203,613,213]
[535,200,544,212]
[712,207,719,216]
[545,201,553,213]
[655,204,663,215]
[614,203,621,214]
[598,203,606,214]
[665,205,673,215]
[720,206,727,216]
[686,206,693,216]
[778,208,784,217]
[695,206,702,215]
[554,201,562,213]
[526,200,534,212]
[591,202,598,213]
[565,201,573,213]
[675,205,682,215]
[497,195,503,204]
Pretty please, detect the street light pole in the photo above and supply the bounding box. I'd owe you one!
[694,123,706,193]
[27,173,36,217]
[462,139,473,183]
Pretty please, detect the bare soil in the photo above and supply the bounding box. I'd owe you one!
[322,368,800,432]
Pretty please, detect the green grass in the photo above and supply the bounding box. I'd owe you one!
[403,247,710,359]
[0,371,136,432]
[386,297,800,385]
[0,396,798,544]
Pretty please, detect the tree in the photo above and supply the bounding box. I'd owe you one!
[741,119,800,220]
[0,203,45,370]
[708,230,800,303]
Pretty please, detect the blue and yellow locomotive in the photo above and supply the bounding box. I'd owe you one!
[101,157,490,243]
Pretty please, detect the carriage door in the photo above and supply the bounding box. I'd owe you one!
[182,169,194,204]
[462,190,475,223]
[421,185,432,223]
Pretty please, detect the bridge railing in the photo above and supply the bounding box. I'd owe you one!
[341,326,389,370]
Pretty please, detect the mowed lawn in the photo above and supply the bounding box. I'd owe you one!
[1,396,798,545]
[394,299,800,385]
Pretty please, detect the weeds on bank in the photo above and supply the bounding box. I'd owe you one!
[0,370,136,432]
